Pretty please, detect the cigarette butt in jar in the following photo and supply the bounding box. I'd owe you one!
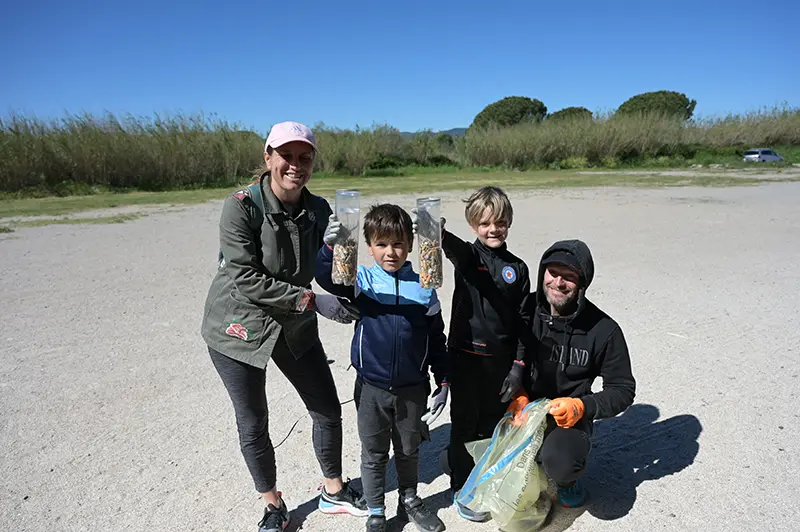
[332,238,358,285]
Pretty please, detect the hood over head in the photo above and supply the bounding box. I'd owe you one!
[536,239,595,318]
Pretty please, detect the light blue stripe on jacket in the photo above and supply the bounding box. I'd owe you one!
[355,260,441,315]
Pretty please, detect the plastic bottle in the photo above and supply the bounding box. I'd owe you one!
[415,197,443,289]
[332,189,360,285]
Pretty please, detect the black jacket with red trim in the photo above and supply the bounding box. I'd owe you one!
[442,231,532,360]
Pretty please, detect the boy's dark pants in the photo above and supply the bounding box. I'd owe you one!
[448,349,593,492]
[354,378,428,509]
[448,349,514,493]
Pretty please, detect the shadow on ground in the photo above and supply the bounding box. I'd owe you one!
[288,404,701,531]
[542,403,702,531]
[287,425,451,531]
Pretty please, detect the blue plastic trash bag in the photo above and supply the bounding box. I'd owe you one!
[456,398,552,531]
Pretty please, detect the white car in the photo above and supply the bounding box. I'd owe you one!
[743,148,784,163]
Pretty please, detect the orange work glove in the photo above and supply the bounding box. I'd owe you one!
[548,397,585,428]
[505,390,530,427]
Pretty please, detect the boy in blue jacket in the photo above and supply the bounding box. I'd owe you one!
[315,204,449,532]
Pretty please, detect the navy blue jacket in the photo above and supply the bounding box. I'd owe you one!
[315,245,449,391]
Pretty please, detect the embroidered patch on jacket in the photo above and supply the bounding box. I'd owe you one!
[233,188,251,201]
[502,265,517,284]
[225,323,249,341]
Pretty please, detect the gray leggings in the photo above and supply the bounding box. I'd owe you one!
[209,338,343,493]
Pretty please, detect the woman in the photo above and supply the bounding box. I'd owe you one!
[201,121,367,531]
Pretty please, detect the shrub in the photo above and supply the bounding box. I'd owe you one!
[548,107,592,122]
[616,90,697,120]
[471,96,547,129]
[2,106,798,194]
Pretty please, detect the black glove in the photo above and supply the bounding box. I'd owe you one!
[499,361,525,403]
[337,297,361,321]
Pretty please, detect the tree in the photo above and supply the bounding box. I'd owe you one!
[434,131,454,149]
[548,106,593,122]
[471,96,547,129]
[616,90,697,120]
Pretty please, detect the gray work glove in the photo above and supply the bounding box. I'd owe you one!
[421,383,450,426]
[313,293,359,324]
[323,215,350,246]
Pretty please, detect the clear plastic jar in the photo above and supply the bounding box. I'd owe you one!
[415,197,443,289]
[331,189,360,285]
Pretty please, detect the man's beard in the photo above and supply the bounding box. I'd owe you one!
[546,288,579,315]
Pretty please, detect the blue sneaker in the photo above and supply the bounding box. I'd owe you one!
[453,494,491,522]
[556,481,587,508]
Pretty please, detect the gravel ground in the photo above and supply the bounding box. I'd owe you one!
[2,181,799,532]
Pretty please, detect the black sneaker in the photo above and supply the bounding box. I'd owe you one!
[258,497,290,532]
[318,479,369,516]
[397,496,445,532]
[365,515,387,532]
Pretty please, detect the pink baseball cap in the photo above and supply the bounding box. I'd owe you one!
[264,121,316,152]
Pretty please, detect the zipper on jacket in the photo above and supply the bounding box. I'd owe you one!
[419,335,429,372]
[389,272,400,391]
[358,324,364,369]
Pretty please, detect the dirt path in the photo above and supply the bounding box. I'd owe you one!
[2,182,799,531]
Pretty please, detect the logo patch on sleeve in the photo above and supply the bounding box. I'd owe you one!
[233,188,251,201]
[502,266,517,284]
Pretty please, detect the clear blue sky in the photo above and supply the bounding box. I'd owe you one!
[2,0,798,134]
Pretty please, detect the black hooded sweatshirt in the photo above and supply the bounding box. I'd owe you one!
[527,240,636,421]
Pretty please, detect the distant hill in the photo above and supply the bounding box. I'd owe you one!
[400,127,467,139]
